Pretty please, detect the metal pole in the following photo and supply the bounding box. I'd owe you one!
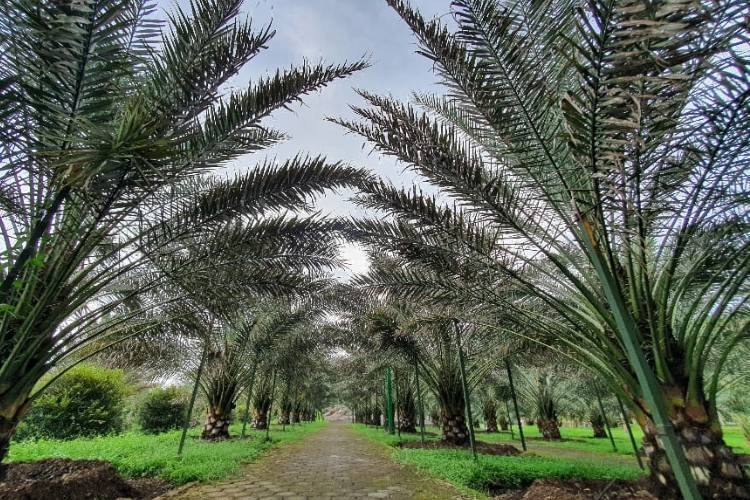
[240,362,257,439]
[617,396,645,470]
[580,223,701,499]
[178,339,209,456]
[455,321,478,461]
[385,367,395,434]
[393,368,401,440]
[595,385,617,452]
[505,359,526,451]
[265,369,276,441]
[414,353,426,446]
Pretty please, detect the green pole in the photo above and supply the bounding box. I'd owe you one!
[265,369,277,442]
[617,396,645,470]
[595,385,617,452]
[414,353,426,446]
[178,339,209,456]
[455,320,477,461]
[385,368,395,434]
[580,220,701,499]
[505,359,526,451]
[240,361,257,439]
[393,369,401,440]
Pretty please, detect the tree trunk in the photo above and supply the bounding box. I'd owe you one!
[292,409,301,424]
[201,406,230,440]
[538,418,561,440]
[398,412,416,433]
[641,412,749,499]
[441,408,469,446]
[1,400,30,479]
[279,410,290,426]
[590,415,607,438]
[498,415,509,431]
[252,409,268,430]
[485,415,498,433]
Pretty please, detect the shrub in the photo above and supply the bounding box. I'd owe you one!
[137,387,188,434]
[16,364,128,441]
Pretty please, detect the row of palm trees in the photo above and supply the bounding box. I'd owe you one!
[332,0,749,498]
[1,0,748,498]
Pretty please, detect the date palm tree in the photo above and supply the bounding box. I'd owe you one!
[339,0,748,496]
[0,0,365,469]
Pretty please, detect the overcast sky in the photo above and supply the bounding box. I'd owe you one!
[165,0,451,277]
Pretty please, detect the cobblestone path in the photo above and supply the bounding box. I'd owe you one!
[158,423,464,499]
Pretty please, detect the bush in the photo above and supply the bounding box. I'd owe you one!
[16,364,128,441]
[137,387,188,434]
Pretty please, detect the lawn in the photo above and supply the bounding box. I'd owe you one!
[9,421,325,485]
[352,423,646,496]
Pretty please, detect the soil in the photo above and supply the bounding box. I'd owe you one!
[0,459,170,500]
[399,439,521,456]
[492,478,658,500]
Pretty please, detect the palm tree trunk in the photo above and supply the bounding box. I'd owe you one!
[397,410,416,433]
[498,415,509,431]
[538,418,561,440]
[253,408,269,430]
[485,414,498,433]
[201,406,231,440]
[641,406,749,499]
[590,414,607,438]
[441,406,469,445]
[0,399,30,479]
[279,410,290,426]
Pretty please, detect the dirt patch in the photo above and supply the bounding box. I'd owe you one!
[493,478,657,500]
[0,459,170,499]
[399,439,521,456]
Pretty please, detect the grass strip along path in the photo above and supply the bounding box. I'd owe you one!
[351,424,649,497]
[9,421,325,485]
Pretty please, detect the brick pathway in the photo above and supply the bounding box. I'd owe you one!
[158,423,463,499]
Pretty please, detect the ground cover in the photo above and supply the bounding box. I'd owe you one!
[351,423,646,495]
[8,421,325,485]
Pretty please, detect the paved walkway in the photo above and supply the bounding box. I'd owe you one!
[158,423,464,499]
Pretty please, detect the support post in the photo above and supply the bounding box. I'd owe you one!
[240,361,257,439]
[265,369,277,442]
[414,353,426,446]
[595,385,617,452]
[504,358,526,451]
[385,367,395,434]
[178,339,209,456]
[505,399,515,439]
[393,369,401,440]
[617,396,644,470]
[455,320,477,461]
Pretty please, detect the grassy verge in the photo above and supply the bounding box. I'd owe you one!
[9,421,325,485]
[351,424,644,496]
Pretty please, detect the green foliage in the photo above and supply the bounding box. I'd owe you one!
[137,387,188,434]
[9,421,325,485]
[16,365,127,441]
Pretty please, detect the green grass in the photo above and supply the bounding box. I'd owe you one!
[351,423,644,495]
[9,421,325,485]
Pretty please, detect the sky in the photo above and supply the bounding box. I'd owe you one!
[164,0,451,277]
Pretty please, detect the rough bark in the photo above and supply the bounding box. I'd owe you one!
[398,412,416,433]
[590,415,607,438]
[0,400,29,479]
[498,415,509,431]
[252,409,268,430]
[537,418,561,440]
[292,409,301,424]
[485,415,498,433]
[201,406,230,440]
[278,410,290,426]
[641,411,749,499]
[441,408,469,446]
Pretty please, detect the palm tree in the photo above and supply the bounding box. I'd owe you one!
[518,370,569,441]
[340,0,748,496]
[0,0,365,469]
